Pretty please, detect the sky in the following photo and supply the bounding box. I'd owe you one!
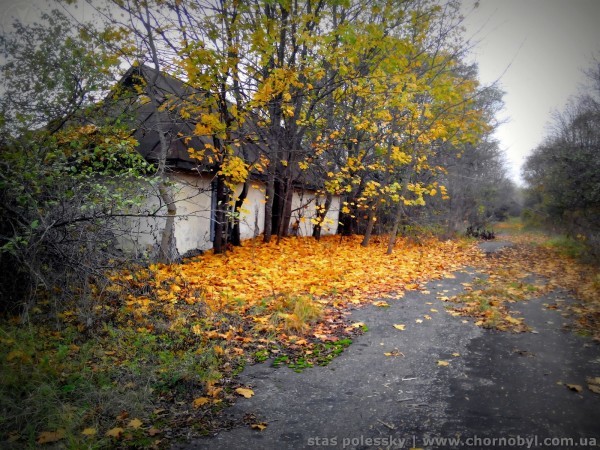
[1,0,599,184]
[460,0,600,183]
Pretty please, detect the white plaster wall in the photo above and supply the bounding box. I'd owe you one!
[116,175,340,258]
[114,180,164,257]
[116,173,214,256]
[289,190,340,237]
[234,182,266,240]
[324,195,341,235]
[172,173,213,253]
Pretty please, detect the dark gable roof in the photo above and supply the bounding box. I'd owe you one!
[110,64,265,172]
[108,65,327,192]
[111,64,212,170]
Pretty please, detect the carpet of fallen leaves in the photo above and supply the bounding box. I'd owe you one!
[501,232,600,339]
[121,234,482,330]
[106,235,484,385]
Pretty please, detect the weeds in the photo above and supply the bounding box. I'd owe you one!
[543,235,587,259]
[268,294,323,335]
[0,319,233,447]
[271,339,354,372]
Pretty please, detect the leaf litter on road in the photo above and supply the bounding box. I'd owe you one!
[442,230,600,337]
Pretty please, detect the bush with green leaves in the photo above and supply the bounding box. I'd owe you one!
[0,124,157,316]
[0,9,156,317]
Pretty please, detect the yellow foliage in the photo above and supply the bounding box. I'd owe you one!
[194,113,227,138]
[219,155,249,189]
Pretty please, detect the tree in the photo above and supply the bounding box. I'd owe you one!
[425,82,520,232]
[522,60,600,258]
[311,1,489,252]
[0,9,154,315]
[66,0,502,257]
[98,0,184,262]
[169,0,259,252]
[0,10,118,134]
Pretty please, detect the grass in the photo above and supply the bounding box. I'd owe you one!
[543,235,588,259]
[0,317,234,448]
[1,324,124,448]
[271,338,353,372]
[0,293,343,447]
[3,225,599,447]
[268,294,323,335]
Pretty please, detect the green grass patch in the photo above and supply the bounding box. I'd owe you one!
[0,321,230,448]
[543,235,587,259]
[271,338,354,372]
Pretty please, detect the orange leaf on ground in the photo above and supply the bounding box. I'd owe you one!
[128,418,143,429]
[193,397,210,408]
[236,387,254,398]
[37,430,65,444]
[105,427,124,438]
[587,377,600,394]
[565,383,583,393]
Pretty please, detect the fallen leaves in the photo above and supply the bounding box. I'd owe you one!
[235,387,255,398]
[565,383,583,393]
[128,418,143,429]
[373,300,390,307]
[243,413,268,431]
[587,377,600,394]
[37,430,65,445]
[22,230,600,448]
[105,427,125,438]
[491,233,600,338]
[251,422,268,431]
[86,233,482,443]
[131,235,481,325]
[192,397,210,408]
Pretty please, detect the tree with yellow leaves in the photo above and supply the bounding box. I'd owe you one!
[74,0,497,254]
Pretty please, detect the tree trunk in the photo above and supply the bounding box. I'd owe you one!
[147,77,179,264]
[340,209,356,236]
[312,193,333,241]
[271,178,281,239]
[386,202,404,255]
[137,11,180,264]
[263,172,275,243]
[387,179,411,254]
[231,180,249,246]
[360,208,376,247]
[276,176,294,244]
[213,174,227,254]
[157,182,179,263]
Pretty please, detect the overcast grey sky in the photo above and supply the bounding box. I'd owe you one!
[1,0,599,184]
[460,0,600,183]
